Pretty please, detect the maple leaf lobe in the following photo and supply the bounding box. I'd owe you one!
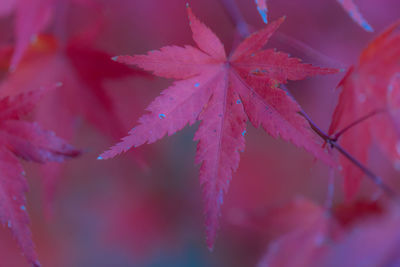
[187,5,226,60]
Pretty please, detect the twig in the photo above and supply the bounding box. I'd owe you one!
[279,84,397,199]
[300,110,398,199]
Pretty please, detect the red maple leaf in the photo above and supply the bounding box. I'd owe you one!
[0,86,80,267]
[100,6,338,249]
[329,21,400,198]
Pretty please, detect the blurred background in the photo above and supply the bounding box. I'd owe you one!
[0,0,399,266]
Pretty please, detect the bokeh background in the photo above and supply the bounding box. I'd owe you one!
[0,0,399,266]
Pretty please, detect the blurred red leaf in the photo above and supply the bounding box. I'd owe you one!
[4,0,100,70]
[329,21,400,198]
[0,33,145,215]
[0,87,80,267]
[10,0,54,70]
[316,205,400,267]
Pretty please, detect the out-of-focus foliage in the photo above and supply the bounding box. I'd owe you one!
[0,0,398,266]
